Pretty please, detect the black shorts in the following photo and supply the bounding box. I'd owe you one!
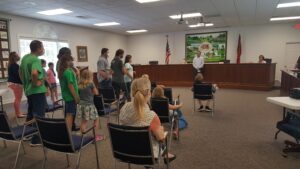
[50,83,57,89]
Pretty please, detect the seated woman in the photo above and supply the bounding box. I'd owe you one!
[258,55,266,64]
[152,86,183,139]
[193,73,217,112]
[119,77,176,163]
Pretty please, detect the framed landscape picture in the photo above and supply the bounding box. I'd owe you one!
[77,46,88,62]
[185,31,227,63]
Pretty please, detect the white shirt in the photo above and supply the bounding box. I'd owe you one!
[193,56,204,71]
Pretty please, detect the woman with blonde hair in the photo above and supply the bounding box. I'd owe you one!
[119,77,176,163]
[77,69,104,141]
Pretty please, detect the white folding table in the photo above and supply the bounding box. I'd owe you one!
[266,97,300,139]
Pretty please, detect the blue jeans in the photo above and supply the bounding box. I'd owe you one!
[99,79,112,89]
[26,93,46,144]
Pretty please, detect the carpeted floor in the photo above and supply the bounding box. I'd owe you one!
[1,88,300,169]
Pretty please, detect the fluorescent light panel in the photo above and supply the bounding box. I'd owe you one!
[277,2,300,8]
[170,13,202,19]
[126,29,148,33]
[37,8,72,15]
[270,16,300,21]
[189,23,214,28]
[136,0,161,3]
[94,22,120,26]
[205,23,214,27]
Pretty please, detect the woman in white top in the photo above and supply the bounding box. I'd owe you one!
[124,55,134,100]
[258,55,266,64]
[119,77,176,163]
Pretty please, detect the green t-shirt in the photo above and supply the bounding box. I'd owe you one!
[59,68,79,102]
[20,53,47,96]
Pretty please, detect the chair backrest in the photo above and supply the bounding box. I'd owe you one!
[0,111,15,140]
[164,88,173,104]
[150,98,170,123]
[35,117,75,153]
[193,83,213,100]
[94,95,106,116]
[108,123,155,166]
[99,87,116,103]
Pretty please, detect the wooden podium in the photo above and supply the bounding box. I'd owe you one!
[133,63,276,91]
[281,70,300,96]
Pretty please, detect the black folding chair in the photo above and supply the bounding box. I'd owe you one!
[0,111,37,169]
[94,95,117,117]
[193,83,215,116]
[45,99,64,118]
[35,117,100,169]
[163,88,173,104]
[150,98,178,148]
[99,87,125,123]
[108,123,169,169]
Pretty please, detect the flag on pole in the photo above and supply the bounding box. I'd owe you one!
[236,34,241,64]
[165,36,171,64]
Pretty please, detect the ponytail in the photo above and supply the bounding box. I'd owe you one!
[131,78,151,121]
[133,91,145,120]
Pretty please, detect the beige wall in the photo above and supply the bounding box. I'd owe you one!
[0,13,128,104]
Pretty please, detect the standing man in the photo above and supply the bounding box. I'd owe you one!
[111,49,127,99]
[97,48,112,88]
[20,40,47,146]
[193,51,205,76]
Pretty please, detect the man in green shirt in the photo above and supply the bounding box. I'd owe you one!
[20,40,46,146]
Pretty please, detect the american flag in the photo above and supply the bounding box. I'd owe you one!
[165,37,171,64]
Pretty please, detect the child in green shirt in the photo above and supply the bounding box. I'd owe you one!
[58,54,79,130]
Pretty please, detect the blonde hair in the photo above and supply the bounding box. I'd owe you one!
[131,77,151,120]
[152,86,165,98]
[78,69,93,89]
[141,74,149,79]
[195,73,204,82]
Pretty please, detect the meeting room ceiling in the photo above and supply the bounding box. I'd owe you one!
[0,0,299,35]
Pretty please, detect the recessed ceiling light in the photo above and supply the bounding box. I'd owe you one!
[270,16,300,21]
[189,23,214,28]
[189,23,205,28]
[37,8,72,15]
[126,29,148,33]
[170,13,202,19]
[136,0,161,3]
[205,23,214,27]
[277,2,300,8]
[94,22,120,27]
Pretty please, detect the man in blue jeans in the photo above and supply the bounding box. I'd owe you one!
[20,40,47,146]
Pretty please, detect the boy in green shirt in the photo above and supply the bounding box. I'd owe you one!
[19,40,46,146]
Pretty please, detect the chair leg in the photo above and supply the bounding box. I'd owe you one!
[128,163,131,169]
[193,99,195,114]
[21,141,26,154]
[177,117,180,142]
[76,152,82,169]
[13,141,22,169]
[3,140,7,148]
[275,130,280,140]
[212,98,215,117]
[165,137,169,169]
[94,141,100,169]
[42,148,48,169]
[66,154,70,168]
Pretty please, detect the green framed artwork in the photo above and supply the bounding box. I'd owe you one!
[185,31,227,63]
